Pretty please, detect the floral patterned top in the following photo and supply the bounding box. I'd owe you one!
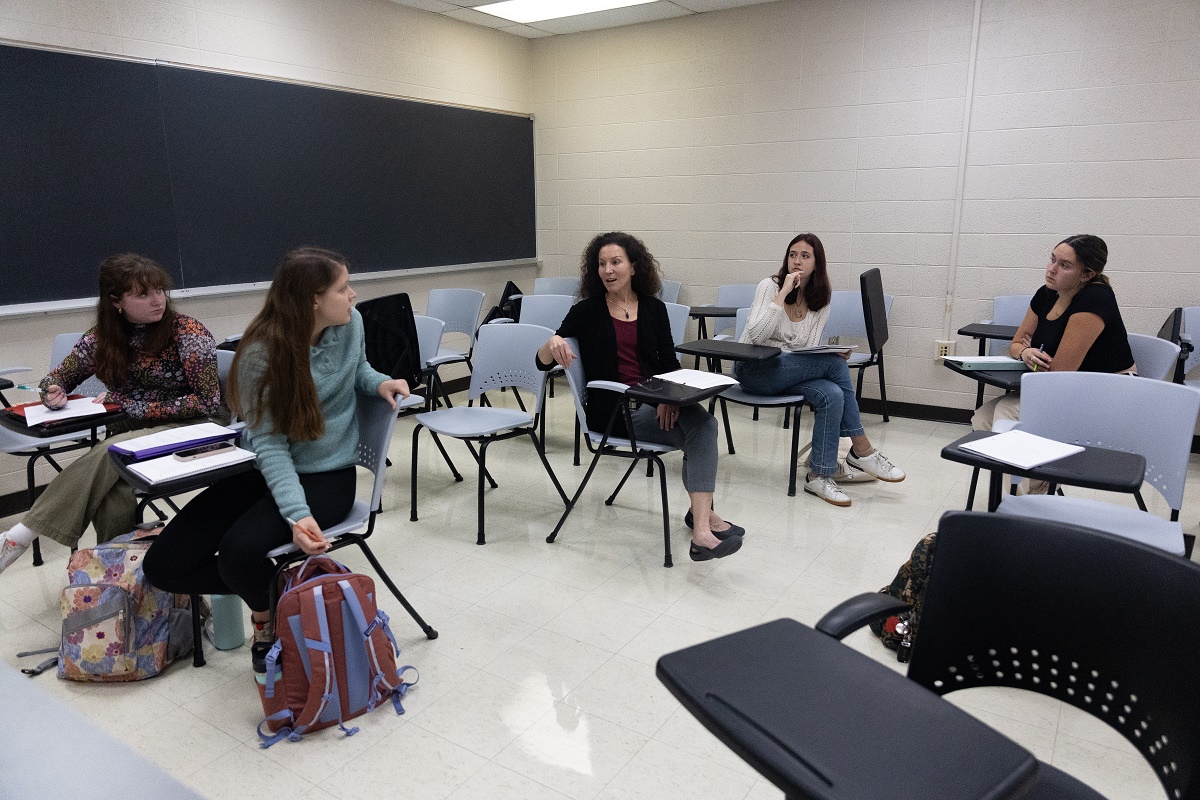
[40,312,220,422]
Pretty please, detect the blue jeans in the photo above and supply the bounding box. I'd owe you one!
[733,353,865,476]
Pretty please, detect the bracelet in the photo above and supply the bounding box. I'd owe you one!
[1018,347,1030,360]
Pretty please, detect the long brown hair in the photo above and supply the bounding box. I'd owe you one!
[578,232,663,300]
[773,233,831,312]
[94,254,176,387]
[229,247,345,441]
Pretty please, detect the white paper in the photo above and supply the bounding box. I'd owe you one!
[125,446,257,484]
[943,355,1028,371]
[654,369,739,390]
[23,397,109,426]
[958,430,1084,470]
[111,422,238,456]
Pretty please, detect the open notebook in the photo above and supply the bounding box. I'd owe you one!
[124,446,257,485]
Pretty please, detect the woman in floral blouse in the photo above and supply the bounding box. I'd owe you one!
[0,254,220,574]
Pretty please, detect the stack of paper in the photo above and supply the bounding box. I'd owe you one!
[125,446,257,485]
[958,430,1083,469]
[794,344,858,355]
[943,355,1028,371]
[655,369,738,389]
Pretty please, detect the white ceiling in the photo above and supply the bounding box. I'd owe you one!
[389,0,782,38]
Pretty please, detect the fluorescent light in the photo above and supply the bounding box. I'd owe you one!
[474,0,658,25]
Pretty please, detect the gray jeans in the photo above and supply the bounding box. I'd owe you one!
[627,403,719,493]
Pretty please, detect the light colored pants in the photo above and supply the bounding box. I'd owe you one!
[24,422,189,548]
[971,393,1021,432]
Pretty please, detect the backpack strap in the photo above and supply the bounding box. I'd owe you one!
[290,584,359,739]
[338,579,418,715]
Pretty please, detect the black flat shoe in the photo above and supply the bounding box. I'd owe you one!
[684,509,745,540]
[689,535,743,562]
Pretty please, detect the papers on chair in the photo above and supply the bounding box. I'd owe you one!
[655,369,738,390]
[108,423,241,460]
[793,344,858,355]
[23,398,109,426]
[943,355,1028,371]
[958,430,1084,470]
[124,446,257,485]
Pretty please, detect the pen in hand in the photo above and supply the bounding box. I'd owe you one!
[285,516,331,553]
[1031,343,1043,371]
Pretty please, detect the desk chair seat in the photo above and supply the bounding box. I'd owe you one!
[999,494,1184,554]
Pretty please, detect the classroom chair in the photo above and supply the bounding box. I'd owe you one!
[657,279,682,304]
[532,276,580,297]
[1127,332,1181,382]
[709,283,757,338]
[424,288,486,407]
[996,371,1200,557]
[822,269,894,421]
[983,294,1033,355]
[409,323,568,545]
[658,511,1200,800]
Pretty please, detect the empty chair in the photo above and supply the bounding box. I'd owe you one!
[821,271,895,421]
[985,295,1034,355]
[517,294,574,330]
[1127,332,1180,382]
[409,323,568,545]
[659,510,1200,800]
[997,371,1200,556]
[709,283,757,338]
[658,279,682,304]
[664,301,689,348]
[424,288,486,406]
[533,276,580,297]
[1183,306,1200,386]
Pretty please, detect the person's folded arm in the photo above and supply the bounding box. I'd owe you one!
[1049,312,1105,372]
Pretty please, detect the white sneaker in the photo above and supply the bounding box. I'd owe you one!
[831,459,875,483]
[847,449,905,482]
[804,474,851,507]
[0,537,28,575]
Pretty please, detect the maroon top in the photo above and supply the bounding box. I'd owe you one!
[613,318,643,386]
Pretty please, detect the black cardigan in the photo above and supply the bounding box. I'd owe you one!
[540,294,680,435]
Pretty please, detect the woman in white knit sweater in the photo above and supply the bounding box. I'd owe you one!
[734,233,905,507]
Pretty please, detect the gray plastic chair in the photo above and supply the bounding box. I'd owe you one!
[1128,332,1181,382]
[713,308,808,496]
[410,323,568,545]
[425,288,486,406]
[981,295,1033,355]
[533,276,580,297]
[658,279,682,304]
[997,371,1200,556]
[265,392,437,638]
[518,294,574,330]
[664,301,689,348]
[710,283,758,338]
[548,337,681,567]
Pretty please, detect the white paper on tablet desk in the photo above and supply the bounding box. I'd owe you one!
[126,446,257,485]
[958,430,1084,470]
[655,369,738,389]
[23,398,108,426]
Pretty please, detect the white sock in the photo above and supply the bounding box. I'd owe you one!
[1,524,35,547]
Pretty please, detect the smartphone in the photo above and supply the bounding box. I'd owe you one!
[172,441,237,461]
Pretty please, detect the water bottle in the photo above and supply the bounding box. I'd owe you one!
[209,594,246,650]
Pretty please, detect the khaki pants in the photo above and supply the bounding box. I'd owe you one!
[24,422,190,548]
[971,393,1021,432]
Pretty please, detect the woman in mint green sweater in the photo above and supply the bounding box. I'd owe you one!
[144,247,409,663]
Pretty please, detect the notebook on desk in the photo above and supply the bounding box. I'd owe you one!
[123,446,257,485]
[108,423,241,461]
[7,396,120,427]
[943,355,1028,371]
[958,430,1083,470]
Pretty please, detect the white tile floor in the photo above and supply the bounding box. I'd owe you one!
[3,388,1196,800]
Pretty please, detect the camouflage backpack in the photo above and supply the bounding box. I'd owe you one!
[869,532,936,663]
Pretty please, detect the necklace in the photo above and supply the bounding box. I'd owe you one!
[607,296,635,319]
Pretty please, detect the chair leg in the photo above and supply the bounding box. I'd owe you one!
[410,425,422,521]
[190,593,206,667]
[549,441,607,542]
[573,416,582,466]
[782,406,789,429]
[719,398,735,455]
[1134,490,1148,512]
[966,466,980,510]
[510,387,527,412]
[429,432,462,481]
[476,440,491,545]
[1184,532,1195,559]
[753,406,759,421]
[874,358,889,422]
[355,539,438,639]
[26,457,44,567]
[787,404,802,497]
[607,457,643,506]
[31,537,43,567]
[654,455,672,568]
[463,441,499,489]
[528,430,569,506]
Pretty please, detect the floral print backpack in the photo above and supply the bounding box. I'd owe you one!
[57,526,195,681]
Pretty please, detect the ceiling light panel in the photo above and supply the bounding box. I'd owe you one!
[474,0,658,25]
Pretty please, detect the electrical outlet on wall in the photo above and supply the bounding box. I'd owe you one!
[935,340,955,362]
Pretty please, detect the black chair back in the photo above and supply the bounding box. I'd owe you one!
[358,293,422,389]
[859,267,888,354]
[911,511,1200,800]
[1158,307,1190,383]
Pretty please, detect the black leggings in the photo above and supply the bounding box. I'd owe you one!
[143,467,356,612]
